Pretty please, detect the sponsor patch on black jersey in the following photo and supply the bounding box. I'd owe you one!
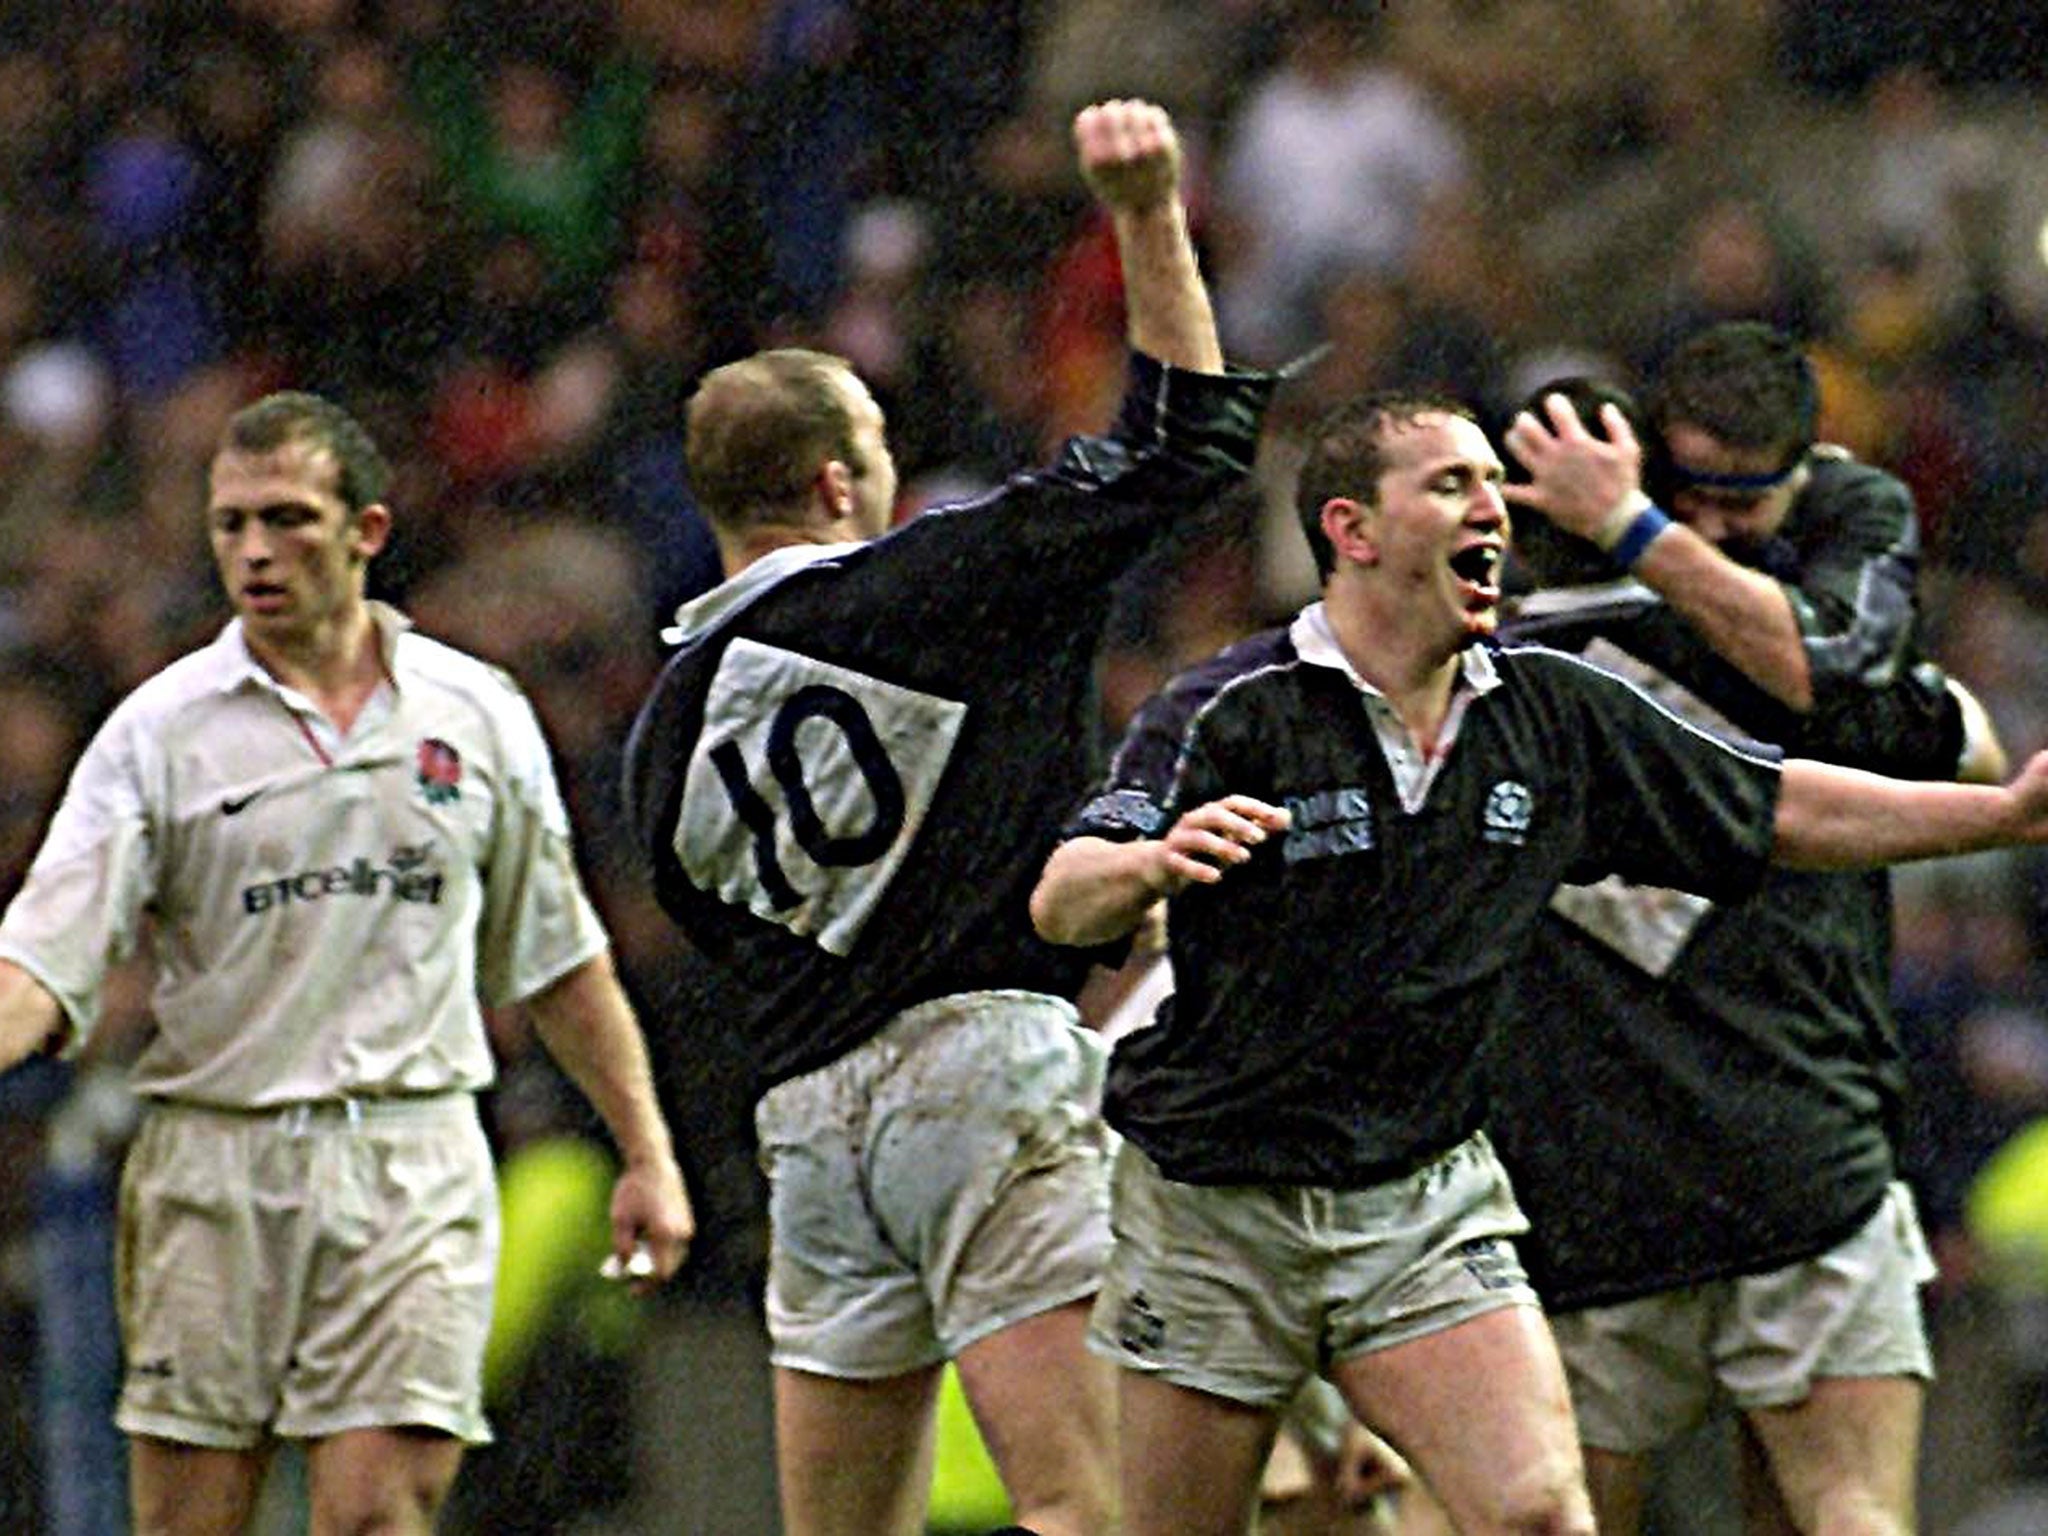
[1282,786,1374,864]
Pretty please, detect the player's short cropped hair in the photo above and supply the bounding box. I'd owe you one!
[685,348,866,532]
[1295,390,1474,580]
[1648,321,1818,471]
[221,391,391,515]
[1505,375,1646,591]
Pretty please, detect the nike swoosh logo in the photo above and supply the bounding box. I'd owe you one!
[220,792,262,816]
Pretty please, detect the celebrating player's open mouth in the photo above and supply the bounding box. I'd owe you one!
[1448,536,1505,629]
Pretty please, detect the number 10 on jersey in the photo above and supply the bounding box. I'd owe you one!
[675,638,967,955]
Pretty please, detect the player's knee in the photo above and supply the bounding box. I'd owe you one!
[1491,1459,1596,1536]
[1007,1479,1116,1536]
[1495,1499,1596,1536]
[1803,1486,1910,1536]
[1508,1501,1597,1536]
[312,1461,458,1536]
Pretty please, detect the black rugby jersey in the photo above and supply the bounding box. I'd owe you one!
[1066,605,1781,1187]
[623,355,1275,1096]
[1766,453,1925,706]
[1489,477,1962,1310]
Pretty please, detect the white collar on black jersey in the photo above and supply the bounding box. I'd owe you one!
[1506,577,1657,623]
[1288,601,1502,700]
[659,543,848,647]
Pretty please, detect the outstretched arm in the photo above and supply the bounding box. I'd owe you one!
[1503,395,1812,707]
[1773,750,2048,870]
[1075,99,1224,374]
[524,951,695,1289]
[1032,795,1289,946]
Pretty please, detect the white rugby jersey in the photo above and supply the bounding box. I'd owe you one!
[0,604,607,1106]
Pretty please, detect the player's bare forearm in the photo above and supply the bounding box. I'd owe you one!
[1112,199,1222,373]
[1033,796,1288,945]
[1632,526,1813,709]
[1074,98,1224,374]
[1773,752,2048,869]
[0,959,65,1077]
[1033,836,1171,947]
[524,951,694,1278]
[1504,394,1812,708]
[527,954,673,1165]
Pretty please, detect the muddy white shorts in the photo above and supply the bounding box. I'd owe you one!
[116,1093,498,1449]
[1554,1180,1937,1453]
[1089,1132,1538,1409]
[755,990,1114,1378]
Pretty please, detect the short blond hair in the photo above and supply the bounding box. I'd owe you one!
[684,349,864,531]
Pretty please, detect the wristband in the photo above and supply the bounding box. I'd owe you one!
[1590,490,1650,549]
[1607,504,1672,568]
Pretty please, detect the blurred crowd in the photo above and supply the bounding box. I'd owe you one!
[4,0,2048,1529]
